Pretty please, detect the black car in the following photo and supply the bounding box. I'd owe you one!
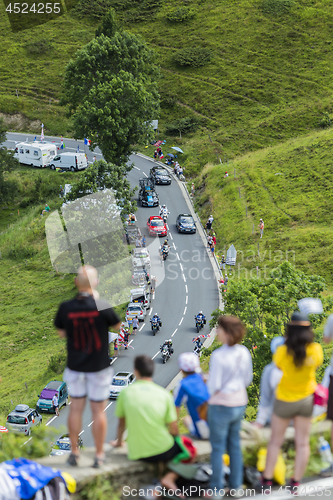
[149,167,172,185]
[176,214,196,234]
[139,185,159,207]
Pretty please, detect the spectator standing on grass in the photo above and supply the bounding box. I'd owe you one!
[224,274,229,289]
[191,183,195,196]
[174,353,210,440]
[207,316,253,496]
[154,150,157,161]
[256,312,323,492]
[207,235,213,251]
[54,265,121,468]
[253,337,284,429]
[220,255,226,271]
[259,218,264,239]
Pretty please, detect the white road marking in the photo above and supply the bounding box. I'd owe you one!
[143,172,148,178]
[179,317,184,326]
[139,322,145,331]
[23,437,32,445]
[134,166,140,170]
[103,402,113,412]
[152,351,160,360]
[180,263,183,271]
[79,430,85,436]
[186,296,188,304]
[176,253,180,260]
[166,224,169,231]
[169,234,173,240]
[171,328,178,337]
[152,292,155,300]
[184,306,187,315]
[46,416,57,427]
[129,339,133,345]
[173,243,176,250]
[149,308,153,315]
[185,285,188,293]
[110,357,117,365]
[182,274,186,282]
[88,421,94,427]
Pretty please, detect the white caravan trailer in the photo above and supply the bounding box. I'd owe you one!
[14,142,57,168]
[49,153,88,172]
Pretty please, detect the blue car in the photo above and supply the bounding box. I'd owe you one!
[176,214,196,234]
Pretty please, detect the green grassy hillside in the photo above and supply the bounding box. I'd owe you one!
[1,0,333,172]
[194,126,333,287]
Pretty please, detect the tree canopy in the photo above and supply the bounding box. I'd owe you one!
[63,27,160,164]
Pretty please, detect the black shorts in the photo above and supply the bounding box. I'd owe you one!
[140,440,182,463]
[327,375,333,421]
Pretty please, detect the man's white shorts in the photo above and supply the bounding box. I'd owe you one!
[63,366,113,402]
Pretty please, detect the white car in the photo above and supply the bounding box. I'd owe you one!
[110,372,136,399]
[131,248,151,269]
[125,302,145,322]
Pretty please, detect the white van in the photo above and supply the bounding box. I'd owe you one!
[49,153,88,172]
[14,142,57,168]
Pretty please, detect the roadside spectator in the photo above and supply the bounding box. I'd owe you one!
[253,337,284,429]
[211,242,215,257]
[212,234,217,247]
[256,312,323,492]
[207,316,253,495]
[154,150,158,161]
[141,235,146,248]
[207,235,213,251]
[150,275,157,293]
[205,216,213,232]
[135,237,141,248]
[224,171,229,178]
[132,316,139,335]
[92,156,97,163]
[191,183,195,196]
[224,274,229,289]
[60,186,64,198]
[54,265,121,468]
[52,392,60,417]
[259,218,264,239]
[174,353,210,439]
[220,255,226,271]
[112,355,182,492]
[320,314,333,476]
[208,215,214,225]
[41,204,50,216]
[113,339,119,357]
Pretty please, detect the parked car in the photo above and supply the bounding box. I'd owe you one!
[176,214,196,234]
[50,434,83,456]
[149,166,172,185]
[125,226,141,245]
[6,405,42,436]
[130,287,151,312]
[49,153,88,172]
[110,372,136,399]
[131,248,151,269]
[132,268,149,286]
[36,381,68,414]
[147,216,168,237]
[125,302,145,322]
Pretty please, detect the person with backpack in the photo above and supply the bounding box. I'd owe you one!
[255,312,323,493]
[207,315,252,495]
[220,255,226,271]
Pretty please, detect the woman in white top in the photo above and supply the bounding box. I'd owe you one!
[208,316,252,495]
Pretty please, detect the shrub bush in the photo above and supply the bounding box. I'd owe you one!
[26,39,53,55]
[319,112,332,129]
[161,96,177,108]
[261,0,295,16]
[165,117,200,135]
[48,348,67,374]
[71,0,114,19]
[7,244,37,260]
[174,47,211,68]
[166,7,195,23]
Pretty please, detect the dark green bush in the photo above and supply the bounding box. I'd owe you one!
[48,348,67,374]
[7,244,37,260]
[165,117,200,135]
[166,7,195,22]
[161,96,177,108]
[26,39,53,55]
[319,112,332,129]
[71,0,114,19]
[174,47,211,68]
[261,0,295,16]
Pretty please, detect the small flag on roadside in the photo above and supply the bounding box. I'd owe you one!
[40,124,44,142]
[84,138,91,146]
[77,145,80,153]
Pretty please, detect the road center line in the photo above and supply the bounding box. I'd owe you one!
[176,253,180,260]
[152,351,160,360]
[149,308,153,315]
[104,402,113,412]
[79,430,85,436]
[143,172,148,178]
[185,296,188,304]
[139,322,145,331]
[179,317,184,326]
[88,421,94,427]
[129,339,133,345]
[46,416,57,427]
[173,243,176,250]
[182,274,186,282]
[134,166,140,170]
[23,437,32,445]
[171,328,178,337]
[185,284,188,293]
[169,234,173,240]
[110,357,117,365]
[184,306,187,315]
[180,263,183,271]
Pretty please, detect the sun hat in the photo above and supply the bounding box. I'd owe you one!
[270,336,285,354]
[289,311,311,326]
[178,352,200,373]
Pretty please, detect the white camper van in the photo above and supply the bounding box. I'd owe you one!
[14,142,57,168]
[49,153,88,172]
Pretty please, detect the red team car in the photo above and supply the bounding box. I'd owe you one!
[147,216,168,237]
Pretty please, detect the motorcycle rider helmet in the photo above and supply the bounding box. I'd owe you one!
[162,204,166,208]
[164,239,168,244]
[199,311,203,315]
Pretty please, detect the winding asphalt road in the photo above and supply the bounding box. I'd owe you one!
[4,132,220,446]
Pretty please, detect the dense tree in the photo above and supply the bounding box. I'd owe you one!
[63,29,160,164]
[209,261,332,409]
[0,119,19,201]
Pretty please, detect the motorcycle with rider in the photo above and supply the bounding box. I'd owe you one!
[159,205,169,223]
[160,339,174,363]
[150,313,162,335]
[195,311,206,333]
[160,239,170,261]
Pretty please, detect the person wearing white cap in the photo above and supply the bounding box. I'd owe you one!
[259,218,264,238]
[174,352,210,440]
[253,337,285,429]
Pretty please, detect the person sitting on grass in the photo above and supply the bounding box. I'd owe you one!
[41,204,50,216]
[174,352,210,440]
